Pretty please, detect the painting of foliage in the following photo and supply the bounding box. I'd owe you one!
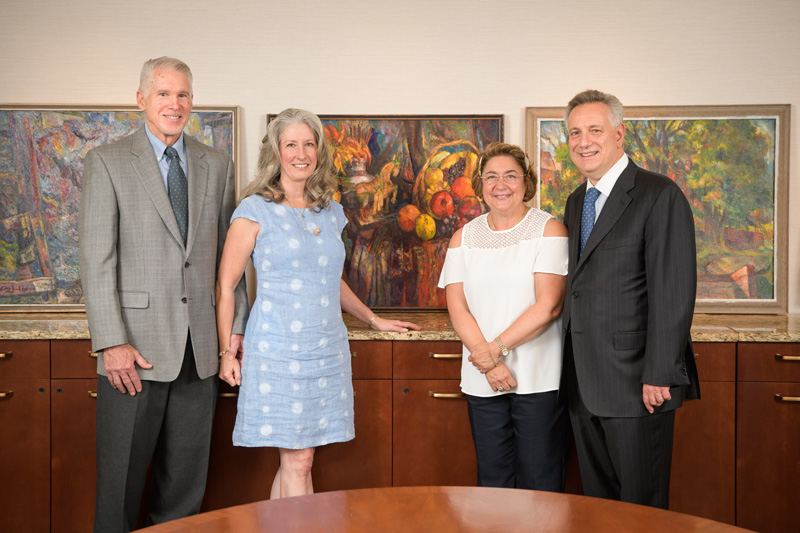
[528,105,789,312]
[0,106,237,309]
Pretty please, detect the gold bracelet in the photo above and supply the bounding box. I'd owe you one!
[489,352,498,367]
[218,347,231,358]
[368,315,378,327]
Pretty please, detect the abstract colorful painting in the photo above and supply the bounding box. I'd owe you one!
[526,105,789,313]
[0,105,238,310]
[267,114,503,308]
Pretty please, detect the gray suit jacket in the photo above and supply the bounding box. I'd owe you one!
[79,127,248,381]
[562,159,700,417]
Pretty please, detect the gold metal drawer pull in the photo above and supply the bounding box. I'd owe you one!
[351,352,356,358]
[219,392,238,398]
[428,392,464,399]
[774,394,800,403]
[694,353,699,360]
[88,391,97,399]
[0,391,13,399]
[0,351,12,359]
[89,351,98,359]
[775,354,800,362]
[429,353,462,359]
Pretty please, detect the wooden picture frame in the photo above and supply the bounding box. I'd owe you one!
[526,104,790,314]
[0,104,240,311]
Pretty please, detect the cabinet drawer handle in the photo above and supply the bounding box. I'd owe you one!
[775,394,800,403]
[429,353,462,359]
[775,354,800,362]
[0,391,13,399]
[219,392,238,398]
[0,351,11,359]
[351,352,356,358]
[428,392,464,399]
[89,351,98,359]
[88,391,97,399]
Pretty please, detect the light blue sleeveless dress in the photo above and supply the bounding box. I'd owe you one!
[231,195,354,449]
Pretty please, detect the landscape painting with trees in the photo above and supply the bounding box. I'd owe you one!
[527,105,789,313]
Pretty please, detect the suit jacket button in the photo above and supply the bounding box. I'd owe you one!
[572,292,578,299]
[181,297,187,303]
[185,262,190,268]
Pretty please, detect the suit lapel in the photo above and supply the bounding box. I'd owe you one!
[574,160,637,273]
[130,128,185,246]
[185,136,209,256]
[568,185,586,271]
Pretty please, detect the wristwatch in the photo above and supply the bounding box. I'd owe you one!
[495,337,509,358]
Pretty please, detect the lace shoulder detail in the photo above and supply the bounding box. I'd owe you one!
[462,209,553,249]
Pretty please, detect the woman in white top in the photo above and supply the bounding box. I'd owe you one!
[438,142,569,490]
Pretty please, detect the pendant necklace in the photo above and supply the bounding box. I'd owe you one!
[284,197,321,235]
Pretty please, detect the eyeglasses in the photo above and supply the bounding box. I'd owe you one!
[480,173,521,184]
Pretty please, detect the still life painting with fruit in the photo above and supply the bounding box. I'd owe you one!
[320,115,502,308]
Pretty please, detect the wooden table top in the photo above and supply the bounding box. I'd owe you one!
[139,486,751,532]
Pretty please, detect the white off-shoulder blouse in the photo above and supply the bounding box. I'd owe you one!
[438,208,568,397]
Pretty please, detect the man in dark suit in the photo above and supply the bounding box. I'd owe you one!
[79,57,248,531]
[560,89,699,509]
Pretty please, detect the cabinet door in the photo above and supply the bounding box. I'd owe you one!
[669,342,736,524]
[737,381,800,533]
[0,378,50,533]
[669,382,735,524]
[314,378,392,491]
[51,378,98,533]
[392,379,476,486]
[201,385,279,511]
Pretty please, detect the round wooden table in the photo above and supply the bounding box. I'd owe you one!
[140,486,750,532]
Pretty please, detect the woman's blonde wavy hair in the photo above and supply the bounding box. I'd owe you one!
[241,108,336,211]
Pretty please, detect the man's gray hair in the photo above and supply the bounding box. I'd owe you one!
[564,89,624,127]
[139,56,193,94]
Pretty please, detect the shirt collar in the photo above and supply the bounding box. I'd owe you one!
[144,124,186,162]
[587,153,628,197]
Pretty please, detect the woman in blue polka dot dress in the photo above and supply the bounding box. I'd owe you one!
[215,108,419,499]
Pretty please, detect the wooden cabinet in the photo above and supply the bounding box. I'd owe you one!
[669,342,736,525]
[0,340,51,533]
[50,339,98,533]
[736,342,800,533]
[392,341,477,487]
[3,335,799,531]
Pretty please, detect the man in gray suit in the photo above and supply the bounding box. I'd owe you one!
[561,89,699,509]
[79,57,248,531]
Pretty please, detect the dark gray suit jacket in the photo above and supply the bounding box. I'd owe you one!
[562,159,700,418]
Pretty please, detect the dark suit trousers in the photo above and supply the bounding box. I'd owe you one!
[564,334,675,509]
[94,334,218,532]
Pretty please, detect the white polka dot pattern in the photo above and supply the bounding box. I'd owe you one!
[229,196,354,449]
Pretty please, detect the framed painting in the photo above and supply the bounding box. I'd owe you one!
[0,104,240,311]
[265,114,504,308]
[526,105,789,313]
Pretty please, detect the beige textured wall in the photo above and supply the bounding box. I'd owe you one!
[2,0,799,311]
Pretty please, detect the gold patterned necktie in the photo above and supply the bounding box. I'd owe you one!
[165,146,188,243]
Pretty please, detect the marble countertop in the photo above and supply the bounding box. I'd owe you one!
[1,311,799,342]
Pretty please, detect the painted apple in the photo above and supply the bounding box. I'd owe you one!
[398,204,421,232]
[457,196,482,223]
[430,191,455,219]
[415,213,436,241]
[451,176,475,201]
